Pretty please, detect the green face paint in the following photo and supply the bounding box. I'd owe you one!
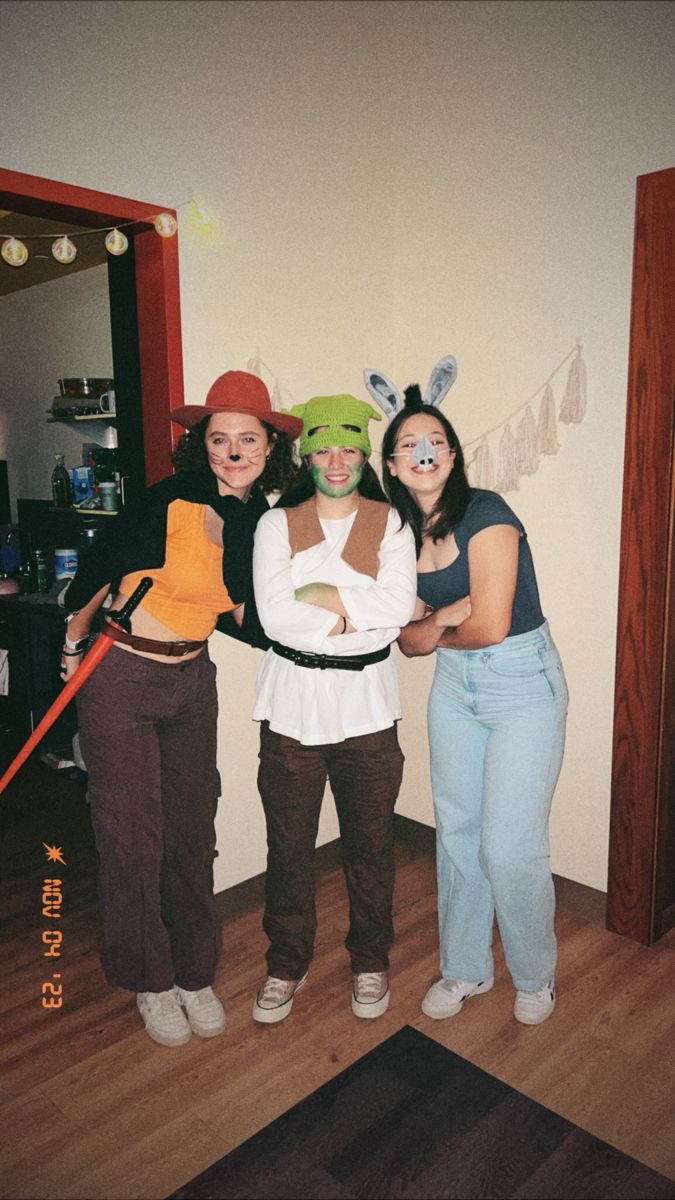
[311,460,364,499]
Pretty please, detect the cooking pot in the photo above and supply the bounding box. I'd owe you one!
[58,377,114,398]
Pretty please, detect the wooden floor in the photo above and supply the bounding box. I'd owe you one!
[1,763,674,1200]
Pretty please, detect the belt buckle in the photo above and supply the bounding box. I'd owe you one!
[171,641,189,657]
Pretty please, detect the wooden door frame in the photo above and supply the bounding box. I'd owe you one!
[0,167,183,484]
[607,166,675,944]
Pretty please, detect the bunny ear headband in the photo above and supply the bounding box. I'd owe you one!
[362,354,458,422]
[363,355,458,472]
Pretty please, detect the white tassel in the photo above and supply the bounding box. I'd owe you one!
[495,424,519,493]
[537,385,560,455]
[271,380,283,411]
[468,439,495,490]
[559,346,587,424]
[246,347,262,374]
[515,405,539,475]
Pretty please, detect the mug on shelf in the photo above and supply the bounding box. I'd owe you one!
[98,390,116,414]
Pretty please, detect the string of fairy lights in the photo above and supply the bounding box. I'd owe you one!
[0,211,178,268]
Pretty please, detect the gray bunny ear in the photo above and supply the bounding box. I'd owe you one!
[423,355,458,408]
[363,368,404,422]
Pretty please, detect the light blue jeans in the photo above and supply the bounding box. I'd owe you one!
[427,621,568,992]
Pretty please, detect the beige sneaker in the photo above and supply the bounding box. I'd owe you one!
[421,976,494,1019]
[352,972,390,1019]
[136,989,192,1047]
[174,985,226,1038]
[514,980,556,1025]
[252,973,308,1024]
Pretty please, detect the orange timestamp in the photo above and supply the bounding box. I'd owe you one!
[41,872,64,1010]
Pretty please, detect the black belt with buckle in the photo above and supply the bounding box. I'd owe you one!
[270,642,391,672]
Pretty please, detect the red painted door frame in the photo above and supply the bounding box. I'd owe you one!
[0,167,183,484]
[608,166,675,944]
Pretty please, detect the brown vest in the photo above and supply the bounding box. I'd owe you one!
[285,496,389,579]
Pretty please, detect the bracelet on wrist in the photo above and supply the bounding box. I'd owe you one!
[61,647,84,657]
[342,615,348,634]
[64,633,89,652]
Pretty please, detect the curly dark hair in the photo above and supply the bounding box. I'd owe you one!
[171,416,299,495]
[275,458,387,509]
[381,385,471,556]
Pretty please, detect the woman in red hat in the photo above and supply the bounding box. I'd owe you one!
[61,372,301,1047]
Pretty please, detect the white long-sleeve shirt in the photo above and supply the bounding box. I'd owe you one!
[252,503,417,745]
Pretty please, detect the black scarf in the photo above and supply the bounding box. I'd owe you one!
[65,469,269,615]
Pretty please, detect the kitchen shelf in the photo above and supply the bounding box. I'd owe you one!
[49,506,118,517]
[47,414,116,423]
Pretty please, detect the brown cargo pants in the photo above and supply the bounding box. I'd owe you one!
[77,646,222,993]
[257,720,405,979]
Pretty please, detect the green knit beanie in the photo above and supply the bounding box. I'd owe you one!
[285,395,382,457]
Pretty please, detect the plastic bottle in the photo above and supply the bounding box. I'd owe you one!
[29,549,50,593]
[51,453,71,508]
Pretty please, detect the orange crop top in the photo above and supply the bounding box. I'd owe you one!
[120,500,235,640]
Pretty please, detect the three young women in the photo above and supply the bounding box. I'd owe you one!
[62,372,301,1046]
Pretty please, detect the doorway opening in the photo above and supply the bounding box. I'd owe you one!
[0,167,184,487]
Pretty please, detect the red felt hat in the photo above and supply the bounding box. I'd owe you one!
[170,371,302,439]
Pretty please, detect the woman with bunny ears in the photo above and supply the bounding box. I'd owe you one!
[366,357,568,1027]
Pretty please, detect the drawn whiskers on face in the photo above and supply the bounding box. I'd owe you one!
[390,436,454,471]
[208,448,264,467]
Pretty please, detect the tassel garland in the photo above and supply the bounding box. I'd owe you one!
[465,341,586,494]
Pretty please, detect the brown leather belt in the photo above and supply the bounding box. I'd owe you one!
[102,621,206,658]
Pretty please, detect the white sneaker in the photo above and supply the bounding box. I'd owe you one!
[136,989,192,1047]
[252,973,308,1024]
[421,976,494,1020]
[174,985,226,1038]
[514,979,555,1025]
[352,972,390,1019]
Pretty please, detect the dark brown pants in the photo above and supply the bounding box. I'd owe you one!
[257,721,405,978]
[77,647,222,993]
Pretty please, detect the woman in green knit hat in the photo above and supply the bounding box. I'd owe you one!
[251,394,417,1024]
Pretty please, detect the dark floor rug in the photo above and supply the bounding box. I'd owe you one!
[170,1024,674,1200]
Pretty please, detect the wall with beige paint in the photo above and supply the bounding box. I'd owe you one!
[1,0,673,893]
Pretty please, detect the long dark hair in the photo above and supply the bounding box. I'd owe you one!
[172,416,299,495]
[381,386,471,555]
[276,458,387,509]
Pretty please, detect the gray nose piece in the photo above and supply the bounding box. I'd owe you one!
[411,436,438,472]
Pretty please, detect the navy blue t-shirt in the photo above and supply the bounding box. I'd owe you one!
[416,489,545,637]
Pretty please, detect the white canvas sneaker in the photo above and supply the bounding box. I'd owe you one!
[136,989,192,1047]
[252,973,308,1024]
[421,976,494,1019]
[174,985,226,1038]
[514,979,556,1025]
[352,972,390,1019]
